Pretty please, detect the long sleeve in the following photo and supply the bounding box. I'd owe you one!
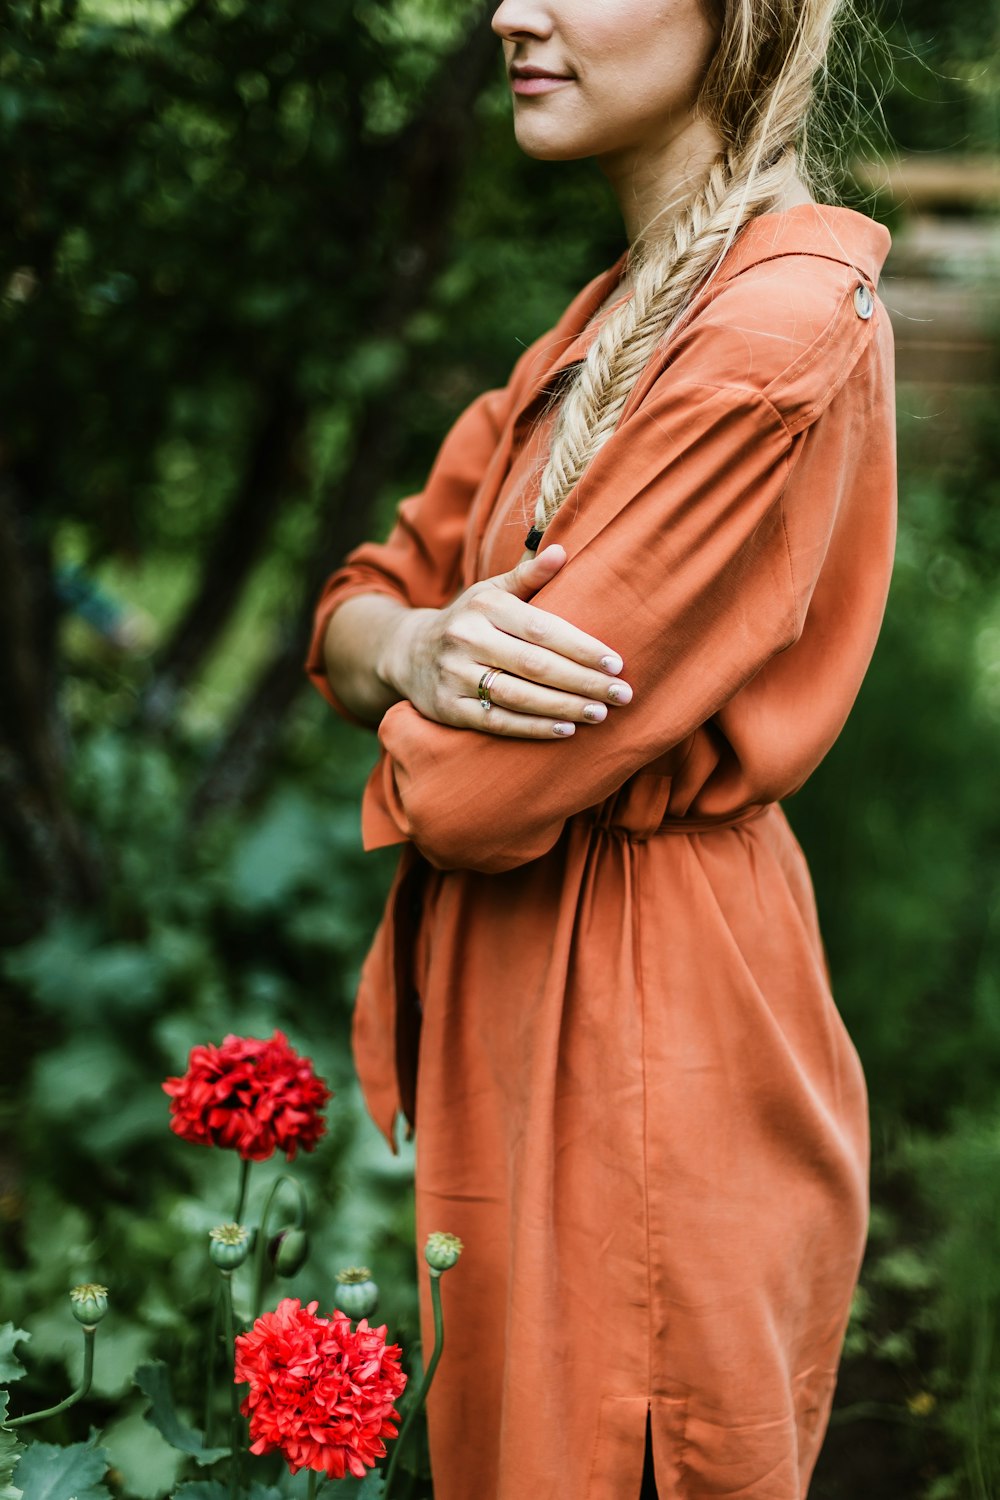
[303,384,514,722]
[361,257,895,873]
[300,261,632,726]
[303,256,636,723]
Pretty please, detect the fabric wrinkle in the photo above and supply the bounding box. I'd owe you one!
[305,202,894,1500]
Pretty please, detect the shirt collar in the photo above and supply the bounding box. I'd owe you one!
[530,202,891,391]
[714,201,891,288]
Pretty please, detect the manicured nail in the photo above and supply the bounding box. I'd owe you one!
[600,654,623,675]
[553,722,575,737]
[583,704,608,723]
[607,683,632,705]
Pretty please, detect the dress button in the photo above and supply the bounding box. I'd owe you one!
[853,282,874,319]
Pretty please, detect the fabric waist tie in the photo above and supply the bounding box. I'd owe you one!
[580,801,775,841]
[654,803,774,835]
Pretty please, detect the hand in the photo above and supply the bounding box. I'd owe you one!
[378,545,633,739]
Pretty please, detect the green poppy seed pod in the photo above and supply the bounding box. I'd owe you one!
[424,1232,464,1277]
[209,1222,251,1270]
[335,1266,379,1320]
[69,1283,109,1326]
[269,1226,309,1278]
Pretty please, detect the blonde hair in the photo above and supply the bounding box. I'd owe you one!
[530,0,857,540]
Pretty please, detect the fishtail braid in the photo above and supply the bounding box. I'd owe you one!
[529,0,854,542]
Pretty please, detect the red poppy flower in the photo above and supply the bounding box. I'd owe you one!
[163,1031,330,1162]
[234,1297,407,1479]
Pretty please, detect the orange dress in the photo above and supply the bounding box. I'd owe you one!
[306,203,896,1500]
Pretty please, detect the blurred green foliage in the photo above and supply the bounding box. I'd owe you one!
[0,0,998,1494]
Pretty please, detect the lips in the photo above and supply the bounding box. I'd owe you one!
[510,65,574,97]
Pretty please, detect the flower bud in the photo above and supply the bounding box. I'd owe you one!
[268,1227,309,1278]
[70,1283,109,1326]
[335,1267,379,1320]
[209,1223,251,1270]
[424,1232,463,1277]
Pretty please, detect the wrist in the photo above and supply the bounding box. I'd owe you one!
[376,607,435,703]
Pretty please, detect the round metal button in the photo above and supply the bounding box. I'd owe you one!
[853,282,874,319]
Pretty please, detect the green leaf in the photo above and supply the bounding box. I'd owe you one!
[0,1327,29,1384]
[133,1362,230,1465]
[11,1436,110,1499]
[99,1407,184,1498]
[226,790,329,912]
[0,1391,25,1500]
[4,919,164,1017]
[29,1036,131,1125]
[357,1473,387,1499]
[173,1487,281,1500]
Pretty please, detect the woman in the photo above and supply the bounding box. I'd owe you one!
[306,0,896,1495]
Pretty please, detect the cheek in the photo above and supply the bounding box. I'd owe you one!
[509,0,719,161]
[574,0,718,113]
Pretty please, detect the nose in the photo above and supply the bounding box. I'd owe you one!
[491,1,554,41]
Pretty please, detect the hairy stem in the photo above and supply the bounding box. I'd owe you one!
[383,1272,445,1499]
[202,1282,221,1441]
[8,1326,96,1427]
[251,1173,308,1319]
[233,1156,251,1224]
[220,1273,242,1500]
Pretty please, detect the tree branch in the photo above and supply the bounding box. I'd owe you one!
[141,383,308,729]
[189,9,499,817]
[0,474,101,918]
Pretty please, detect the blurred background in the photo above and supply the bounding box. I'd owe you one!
[0,0,998,1495]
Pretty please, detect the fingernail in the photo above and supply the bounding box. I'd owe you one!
[607,683,632,705]
[553,722,575,737]
[600,654,623,675]
[583,704,608,723]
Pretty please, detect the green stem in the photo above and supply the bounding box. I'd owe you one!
[8,1327,96,1428]
[233,1156,252,1224]
[383,1273,445,1500]
[306,1472,319,1500]
[203,1281,221,1442]
[220,1273,242,1500]
[250,1173,308,1320]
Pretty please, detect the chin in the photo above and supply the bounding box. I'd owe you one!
[513,121,599,163]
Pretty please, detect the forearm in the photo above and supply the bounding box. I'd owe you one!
[322,594,436,727]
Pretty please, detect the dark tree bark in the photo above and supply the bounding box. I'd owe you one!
[190,8,499,818]
[189,377,416,819]
[0,475,101,921]
[141,383,309,729]
[372,8,501,333]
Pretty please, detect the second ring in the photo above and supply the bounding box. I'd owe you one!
[477,667,504,708]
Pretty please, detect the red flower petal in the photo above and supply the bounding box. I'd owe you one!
[163,1033,331,1162]
[233,1298,407,1477]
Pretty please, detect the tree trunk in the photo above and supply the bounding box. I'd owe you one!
[0,474,101,923]
[141,383,308,728]
[190,9,499,818]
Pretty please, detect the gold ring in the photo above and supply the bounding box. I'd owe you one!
[477,668,503,706]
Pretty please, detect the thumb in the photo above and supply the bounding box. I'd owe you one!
[499,543,567,600]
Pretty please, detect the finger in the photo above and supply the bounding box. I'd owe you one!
[460,697,578,741]
[492,544,567,602]
[482,670,612,724]
[475,630,633,706]
[478,590,626,681]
